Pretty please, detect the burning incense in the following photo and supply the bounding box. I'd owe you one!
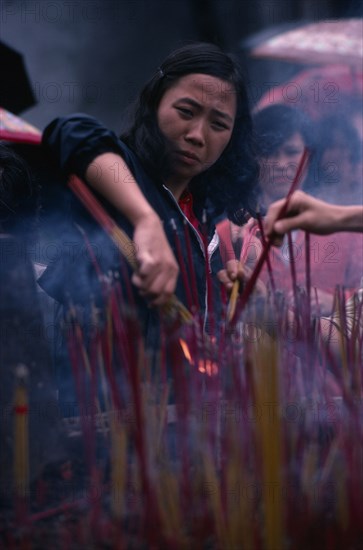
[226,221,258,323]
[68,174,193,324]
[252,336,284,550]
[110,418,127,519]
[226,277,240,323]
[171,218,193,310]
[256,212,276,292]
[226,222,244,322]
[183,219,199,310]
[287,233,298,313]
[305,232,311,320]
[229,148,310,326]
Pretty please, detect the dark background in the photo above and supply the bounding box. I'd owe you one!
[1,0,361,132]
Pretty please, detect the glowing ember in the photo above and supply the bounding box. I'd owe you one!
[179,339,218,376]
[197,359,218,376]
[179,338,194,365]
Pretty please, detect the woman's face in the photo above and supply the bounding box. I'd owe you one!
[157,73,237,195]
[259,132,305,203]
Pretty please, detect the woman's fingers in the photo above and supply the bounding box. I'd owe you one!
[218,260,266,296]
[132,214,179,304]
[217,269,234,291]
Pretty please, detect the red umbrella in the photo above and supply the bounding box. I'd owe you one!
[250,19,363,119]
[0,107,41,144]
[255,64,362,119]
[251,19,363,69]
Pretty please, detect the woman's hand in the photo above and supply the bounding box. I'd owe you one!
[264,190,363,242]
[131,212,179,305]
[84,152,179,305]
[217,260,266,296]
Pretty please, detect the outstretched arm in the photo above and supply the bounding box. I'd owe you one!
[264,190,363,242]
[43,115,178,305]
[83,152,179,304]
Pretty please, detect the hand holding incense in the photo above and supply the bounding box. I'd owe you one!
[229,148,310,326]
[226,222,244,322]
[68,175,193,324]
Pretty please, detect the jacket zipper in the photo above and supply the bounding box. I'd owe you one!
[162,185,219,331]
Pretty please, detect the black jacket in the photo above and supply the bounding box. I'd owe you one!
[39,114,224,345]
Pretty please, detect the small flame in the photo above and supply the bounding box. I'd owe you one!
[198,359,218,377]
[179,339,218,376]
[179,339,194,365]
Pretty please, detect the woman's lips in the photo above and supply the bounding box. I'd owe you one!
[273,178,292,185]
[176,150,200,164]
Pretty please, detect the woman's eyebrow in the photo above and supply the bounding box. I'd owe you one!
[175,97,234,123]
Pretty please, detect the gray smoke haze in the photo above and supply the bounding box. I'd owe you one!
[1,0,361,131]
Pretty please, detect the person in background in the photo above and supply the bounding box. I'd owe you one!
[309,115,362,205]
[218,105,363,317]
[265,190,363,347]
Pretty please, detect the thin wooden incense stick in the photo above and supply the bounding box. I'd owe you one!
[68,174,193,324]
[229,149,310,326]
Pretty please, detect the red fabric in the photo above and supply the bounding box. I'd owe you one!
[0,129,41,144]
[256,65,363,121]
[217,218,363,296]
[217,218,349,397]
[178,190,201,234]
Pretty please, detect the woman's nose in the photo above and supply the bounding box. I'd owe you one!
[270,150,286,165]
[185,119,205,146]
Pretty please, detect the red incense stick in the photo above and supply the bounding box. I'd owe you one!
[256,212,276,292]
[287,233,298,312]
[68,174,192,324]
[183,219,199,310]
[229,148,310,326]
[171,219,193,310]
[305,232,311,324]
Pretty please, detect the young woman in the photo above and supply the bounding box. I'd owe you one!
[39,42,258,347]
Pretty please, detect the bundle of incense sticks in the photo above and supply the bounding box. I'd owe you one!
[5,281,362,548]
[5,159,363,547]
[229,148,310,326]
[227,211,276,323]
[68,174,192,324]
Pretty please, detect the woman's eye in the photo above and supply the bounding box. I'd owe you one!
[285,148,303,155]
[177,107,193,117]
[212,120,229,131]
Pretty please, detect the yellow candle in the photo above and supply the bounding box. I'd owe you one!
[14,364,29,500]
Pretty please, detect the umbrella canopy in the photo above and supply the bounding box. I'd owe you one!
[0,107,41,144]
[256,64,362,119]
[251,19,363,69]
[0,41,36,114]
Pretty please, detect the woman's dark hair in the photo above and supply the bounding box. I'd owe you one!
[316,114,361,165]
[0,143,38,236]
[253,104,313,157]
[252,105,315,199]
[306,114,362,193]
[122,42,258,218]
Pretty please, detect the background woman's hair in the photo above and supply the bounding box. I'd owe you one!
[253,104,313,157]
[305,113,362,196]
[316,114,361,165]
[122,42,259,218]
[252,104,315,198]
